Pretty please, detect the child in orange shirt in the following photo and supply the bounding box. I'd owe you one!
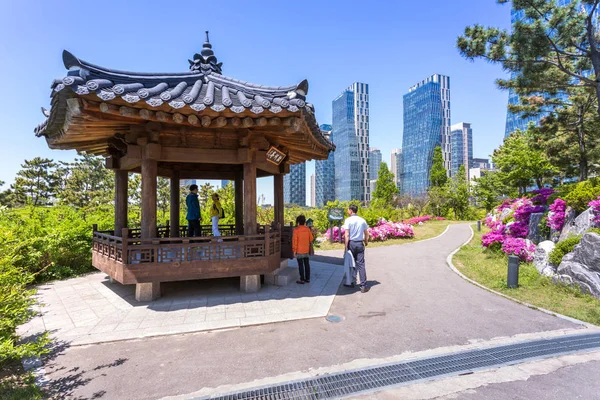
[292,215,314,284]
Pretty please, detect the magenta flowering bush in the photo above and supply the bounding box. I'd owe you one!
[501,237,536,262]
[482,226,505,249]
[531,188,555,205]
[368,220,414,242]
[547,198,567,231]
[323,226,345,243]
[589,196,600,226]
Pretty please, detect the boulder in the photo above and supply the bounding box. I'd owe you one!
[559,207,594,241]
[500,207,513,221]
[528,212,546,244]
[533,240,556,275]
[557,232,600,298]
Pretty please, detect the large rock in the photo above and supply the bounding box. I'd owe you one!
[559,207,594,241]
[528,212,546,244]
[534,240,556,276]
[500,207,513,221]
[557,232,600,298]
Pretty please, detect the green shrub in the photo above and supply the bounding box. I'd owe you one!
[588,227,600,235]
[549,236,582,265]
[538,215,551,240]
[563,178,600,212]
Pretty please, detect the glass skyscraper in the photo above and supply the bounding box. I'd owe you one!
[391,148,403,191]
[369,148,382,180]
[332,82,370,203]
[315,124,335,207]
[401,74,450,196]
[450,122,473,180]
[284,163,306,206]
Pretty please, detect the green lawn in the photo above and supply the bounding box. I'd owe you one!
[315,220,459,251]
[453,224,600,326]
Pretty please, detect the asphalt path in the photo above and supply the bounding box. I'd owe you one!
[40,223,580,399]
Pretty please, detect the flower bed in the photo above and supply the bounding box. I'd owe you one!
[590,196,600,226]
[368,220,414,242]
[547,198,567,231]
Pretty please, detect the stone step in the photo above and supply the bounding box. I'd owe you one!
[264,259,299,286]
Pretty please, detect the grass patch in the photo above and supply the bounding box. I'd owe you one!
[315,220,458,251]
[0,362,43,400]
[453,224,600,326]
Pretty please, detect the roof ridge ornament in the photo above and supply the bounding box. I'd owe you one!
[188,31,223,75]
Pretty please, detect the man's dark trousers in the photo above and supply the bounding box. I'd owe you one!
[188,219,201,237]
[348,240,367,288]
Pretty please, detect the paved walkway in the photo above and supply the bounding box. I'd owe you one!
[32,223,592,399]
[18,261,343,346]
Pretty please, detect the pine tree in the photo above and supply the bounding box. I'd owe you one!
[13,157,60,206]
[372,162,399,204]
[57,154,114,210]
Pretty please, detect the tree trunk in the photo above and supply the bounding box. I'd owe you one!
[576,105,588,181]
[586,7,600,117]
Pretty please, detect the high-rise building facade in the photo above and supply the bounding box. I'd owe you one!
[310,173,316,207]
[369,148,382,180]
[316,124,335,207]
[450,122,473,180]
[332,82,370,202]
[284,163,306,206]
[472,158,491,169]
[390,148,403,191]
[401,74,450,196]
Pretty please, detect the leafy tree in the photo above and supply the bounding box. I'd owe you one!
[429,146,448,187]
[457,0,600,117]
[525,87,600,181]
[446,165,470,219]
[13,157,60,206]
[372,162,399,204]
[57,154,114,211]
[472,170,517,212]
[157,177,170,220]
[492,130,556,193]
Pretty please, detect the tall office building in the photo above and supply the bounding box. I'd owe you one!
[284,163,306,206]
[472,158,491,169]
[450,122,473,181]
[315,124,335,207]
[369,148,382,180]
[332,82,370,202]
[401,74,451,196]
[310,173,316,207]
[390,148,403,191]
[181,179,196,187]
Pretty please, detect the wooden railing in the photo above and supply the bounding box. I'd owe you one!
[96,223,237,239]
[92,226,281,265]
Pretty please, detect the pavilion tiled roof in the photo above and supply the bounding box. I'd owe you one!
[35,34,334,155]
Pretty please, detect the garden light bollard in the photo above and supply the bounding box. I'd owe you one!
[507,255,520,288]
[477,220,481,232]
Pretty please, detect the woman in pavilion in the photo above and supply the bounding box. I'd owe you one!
[210,193,223,237]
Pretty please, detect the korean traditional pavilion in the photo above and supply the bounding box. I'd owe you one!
[35,33,334,301]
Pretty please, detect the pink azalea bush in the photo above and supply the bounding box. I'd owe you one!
[531,188,555,205]
[368,219,414,242]
[501,237,536,262]
[589,196,600,226]
[322,226,346,243]
[547,198,567,231]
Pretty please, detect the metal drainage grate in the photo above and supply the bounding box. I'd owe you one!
[198,333,600,400]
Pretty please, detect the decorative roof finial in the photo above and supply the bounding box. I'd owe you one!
[189,31,223,74]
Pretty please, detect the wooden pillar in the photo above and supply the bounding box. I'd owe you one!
[243,162,257,235]
[141,157,158,239]
[114,170,128,236]
[235,170,244,235]
[137,142,160,302]
[273,173,284,229]
[170,170,180,238]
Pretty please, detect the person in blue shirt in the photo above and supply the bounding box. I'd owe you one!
[186,184,201,237]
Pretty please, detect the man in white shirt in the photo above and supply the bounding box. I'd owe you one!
[342,205,370,293]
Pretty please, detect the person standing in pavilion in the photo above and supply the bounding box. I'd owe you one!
[186,184,201,237]
[210,193,223,237]
[293,215,314,284]
[343,205,370,293]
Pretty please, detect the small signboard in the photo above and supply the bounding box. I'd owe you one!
[327,208,344,221]
[266,146,286,165]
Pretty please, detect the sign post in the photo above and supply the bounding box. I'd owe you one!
[327,208,344,244]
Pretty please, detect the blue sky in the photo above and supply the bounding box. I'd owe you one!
[0,0,511,205]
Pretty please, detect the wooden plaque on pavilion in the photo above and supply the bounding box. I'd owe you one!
[266,146,286,166]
